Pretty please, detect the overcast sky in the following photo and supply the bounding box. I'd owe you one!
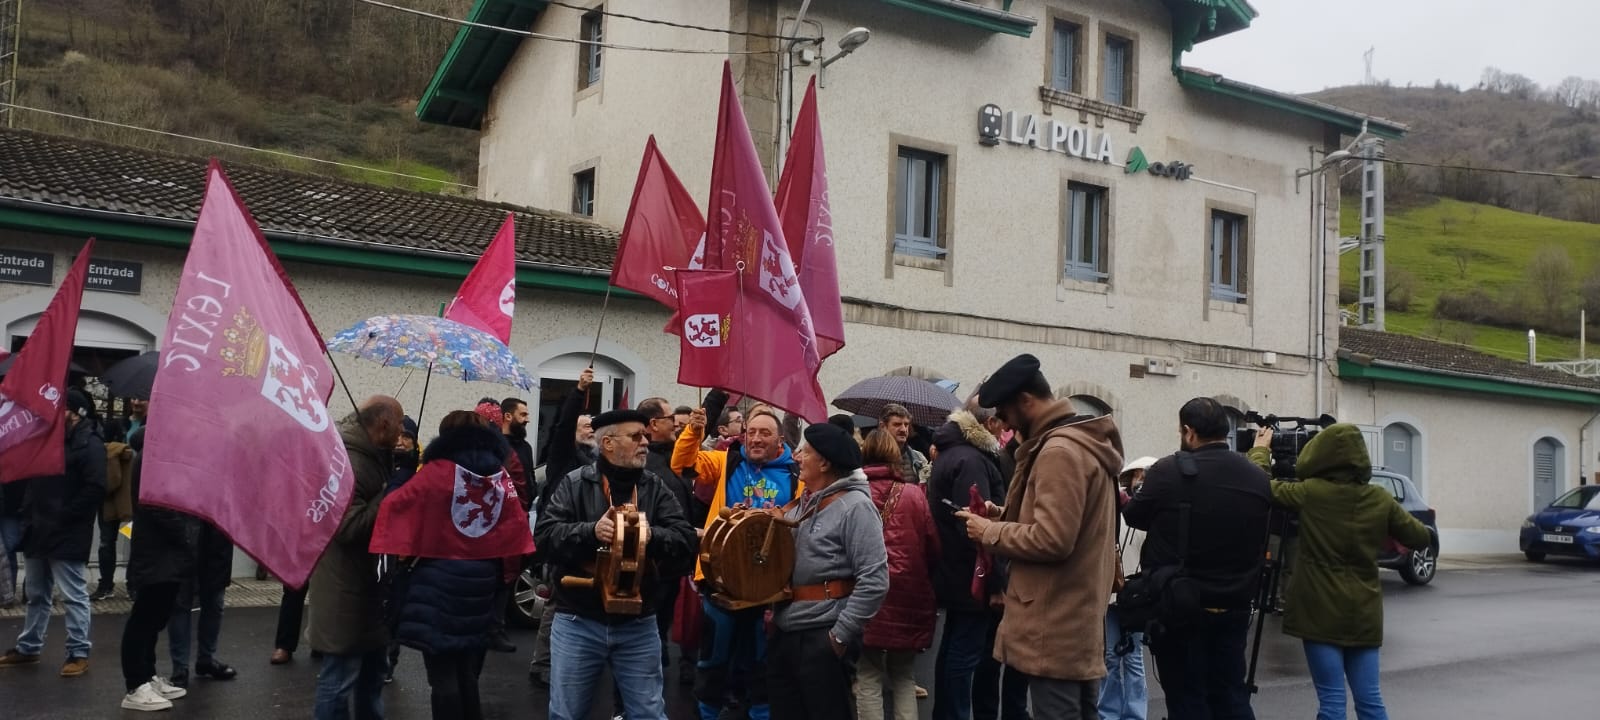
[1184,0,1593,94]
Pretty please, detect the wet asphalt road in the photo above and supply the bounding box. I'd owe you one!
[0,557,1593,719]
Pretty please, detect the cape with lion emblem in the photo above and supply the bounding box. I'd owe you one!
[371,422,534,560]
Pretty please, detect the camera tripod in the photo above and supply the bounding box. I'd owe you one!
[1245,526,1288,694]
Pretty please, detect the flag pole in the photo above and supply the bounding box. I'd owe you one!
[588,284,614,369]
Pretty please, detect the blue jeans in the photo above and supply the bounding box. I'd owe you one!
[1098,610,1147,720]
[16,557,92,658]
[314,649,387,720]
[1303,642,1386,720]
[933,609,991,720]
[0,516,21,598]
[549,612,666,720]
[169,587,226,672]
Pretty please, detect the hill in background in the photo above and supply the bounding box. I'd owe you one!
[11,0,479,193]
[1312,79,1600,224]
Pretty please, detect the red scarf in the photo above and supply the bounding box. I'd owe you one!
[370,459,535,559]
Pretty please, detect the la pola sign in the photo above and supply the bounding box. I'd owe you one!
[978,103,1115,164]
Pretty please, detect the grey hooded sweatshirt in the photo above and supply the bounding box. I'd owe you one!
[774,470,889,646]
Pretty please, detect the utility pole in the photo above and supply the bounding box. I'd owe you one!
[1356,137,1386,330]
[0,0,18,128]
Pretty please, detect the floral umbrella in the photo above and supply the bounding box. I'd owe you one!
[325,314,536,390]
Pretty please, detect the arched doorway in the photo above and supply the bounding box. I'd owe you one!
[1382,423,1419,482]
[1069,394,1112,418]
[1533,437,1565,510]
[533,352,634,463]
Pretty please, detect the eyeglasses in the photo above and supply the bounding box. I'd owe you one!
[608,431,650,444]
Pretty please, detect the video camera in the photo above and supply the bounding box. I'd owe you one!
[1233,411,1336,479]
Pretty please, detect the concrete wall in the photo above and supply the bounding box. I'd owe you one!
[1336,377,1598,554]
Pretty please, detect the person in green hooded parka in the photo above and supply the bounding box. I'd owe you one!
[1248,423,1429,720]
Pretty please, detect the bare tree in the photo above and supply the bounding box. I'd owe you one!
[1529,245,1575,323]
[1556,76,1588,108]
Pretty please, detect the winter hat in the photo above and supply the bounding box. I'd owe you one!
[591,409,652,433]
[803,422,863,475]
[977,354,1044,408]
[65,388,96,419]
[1120,456,1158,476]
[401,415,419,440]
[474,401,503,426]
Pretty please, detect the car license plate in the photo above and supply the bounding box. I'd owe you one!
[1542,533,1574,544]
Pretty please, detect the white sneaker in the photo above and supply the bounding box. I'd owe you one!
[150,675,188,700]
[121,683,174,711]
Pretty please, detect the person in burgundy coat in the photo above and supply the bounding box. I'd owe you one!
[855,430,941,720]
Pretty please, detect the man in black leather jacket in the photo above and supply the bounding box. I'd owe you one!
[535,409,695,720]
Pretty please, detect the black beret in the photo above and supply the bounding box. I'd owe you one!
[592,409,652,432]
[977,353,1043,408]
[803,422,862,475]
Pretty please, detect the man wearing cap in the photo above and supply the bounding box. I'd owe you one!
[1122,398,1270,720]
[0,388,108,677]
[955,355,1124,719]
[673,390,800,720]
[535,409,696,720]
[768,422,889,720]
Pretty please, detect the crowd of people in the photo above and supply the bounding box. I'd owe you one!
[0,353,1434,720]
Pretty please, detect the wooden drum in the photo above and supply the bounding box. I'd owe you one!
[698,506,798,610]
[560,504,650,615]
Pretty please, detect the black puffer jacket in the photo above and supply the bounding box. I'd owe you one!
[535,462,696,623]
[392,423,511,654]
[21,419,106,561]
[926,412,1005,612]
[124,427,199,590]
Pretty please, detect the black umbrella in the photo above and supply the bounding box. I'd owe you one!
[0,355,87,377]
[100,351,159,400]
[832,375,961,428]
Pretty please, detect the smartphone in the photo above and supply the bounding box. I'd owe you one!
[939,498,966,513]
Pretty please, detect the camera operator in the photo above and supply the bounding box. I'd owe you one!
[1248,424,1429,720]
[1122,398,1270,720]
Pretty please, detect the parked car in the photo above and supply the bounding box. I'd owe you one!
[1370,469,1439,585]
[508,463,550,628]
[1519,485,1600,563]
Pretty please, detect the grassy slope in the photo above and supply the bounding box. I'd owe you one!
[1339,196,1600,361]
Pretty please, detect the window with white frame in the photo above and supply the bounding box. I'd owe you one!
[579,9,603,90]
[1103,34,1133,106]
[1209,210,1248,303]
[572,168,595,217]
[1051,20,1081,93]
[894,147,947,259]
[1065,181,1108,282]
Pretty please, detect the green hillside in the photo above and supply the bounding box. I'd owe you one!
[1340,196,1600,361]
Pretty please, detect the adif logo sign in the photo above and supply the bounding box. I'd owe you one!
[1125,147,1194,180]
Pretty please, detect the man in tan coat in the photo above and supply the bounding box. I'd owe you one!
[956,354,1123,719]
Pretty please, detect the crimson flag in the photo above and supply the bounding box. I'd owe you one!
[0,239,94,482]
[674,269,738,389]
[612,136,706,311]
[445,214,517,345]
[694,62,828,421]
[141,161,352,589]
[370,461,534,560]
[774,76,845,360]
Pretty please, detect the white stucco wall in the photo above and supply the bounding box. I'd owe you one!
[1336,378,1599,554]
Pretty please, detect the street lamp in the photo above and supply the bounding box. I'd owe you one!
[822,27,871,67]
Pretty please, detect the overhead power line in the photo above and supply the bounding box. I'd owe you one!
[542,0,819,42]
[356,0,774,55]
[1,103,477,189]
[1378,157,1600,182]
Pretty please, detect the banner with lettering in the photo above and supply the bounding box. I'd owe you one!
[141,161,351,588]
[0,240,94,482]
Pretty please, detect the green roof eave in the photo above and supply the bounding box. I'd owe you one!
[1338,358,1600,406]
[0,203,628,299]
[873,0,1036,37]
[1175,67,1408,140]
[417,0,548,130]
